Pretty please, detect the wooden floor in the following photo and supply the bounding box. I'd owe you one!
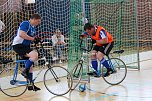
[0,60,152,101]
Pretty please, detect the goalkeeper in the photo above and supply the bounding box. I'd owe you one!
[12,14,41,91]
[80,23,114,77]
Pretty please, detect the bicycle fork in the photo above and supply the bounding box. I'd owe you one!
[48,66,60,82]
[10,62,19,85]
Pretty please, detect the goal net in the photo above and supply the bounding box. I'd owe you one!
[0,0,70,68]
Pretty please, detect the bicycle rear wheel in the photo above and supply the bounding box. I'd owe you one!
[44,66,72,96]
[70,62,83,90]
[0,62,28,97]
[102,58,127,85]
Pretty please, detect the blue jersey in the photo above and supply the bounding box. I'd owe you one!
[12,21,36,46]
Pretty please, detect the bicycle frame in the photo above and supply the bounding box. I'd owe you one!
[79,50,117,77]
[11,42,57,85]
[12,60,26,81]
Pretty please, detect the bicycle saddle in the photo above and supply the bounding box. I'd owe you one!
[0,56,13,64]
[113,50,124,54]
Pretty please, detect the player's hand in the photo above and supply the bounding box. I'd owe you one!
[33,37,41,44]
[91,39,96,44]
[79,35,85,40]
[2,27,5,31]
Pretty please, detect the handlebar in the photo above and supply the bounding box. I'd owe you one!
[79,39,93,52]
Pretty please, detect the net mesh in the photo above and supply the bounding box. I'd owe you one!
[68,0,90,80]
[137,0,152,61]
[0,0,70,68]
[0,0,152,73]
[68,0,138,72]
[68,0,83,67]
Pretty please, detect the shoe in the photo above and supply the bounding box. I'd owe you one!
[87,71,96,76]
[103,68,114,77]
[87,71,100,77]
[21,69,29,79]
[28,85,33,91]
[28,85,41,91]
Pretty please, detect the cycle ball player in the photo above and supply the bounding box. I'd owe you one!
[80,23,114,77]
[12,14,41,91]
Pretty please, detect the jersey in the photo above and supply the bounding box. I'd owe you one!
[83,27,107,39]
[12,21,36,46]
[83,26,113,46]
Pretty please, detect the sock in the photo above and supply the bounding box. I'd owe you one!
[28,73,33,83]
[91,59,98,72]
[100,58,110,70]
[25,59,33,70]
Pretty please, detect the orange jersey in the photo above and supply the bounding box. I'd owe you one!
[91,26,113,46]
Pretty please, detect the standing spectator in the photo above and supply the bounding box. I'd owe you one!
[52,29,65,63]
[0,19,5,41]
[0,19,5,33]
[81,12,88,25]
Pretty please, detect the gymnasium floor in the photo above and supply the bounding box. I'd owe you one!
[0,60,152,101]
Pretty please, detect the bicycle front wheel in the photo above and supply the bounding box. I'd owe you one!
[70,63,83,90]
[102,58,127,85]
[44,66,73,96]
[0,63,28,97]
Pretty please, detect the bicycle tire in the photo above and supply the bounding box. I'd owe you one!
[44,65,73,96]
[70,62,83,90]
[102,58,127,85]
[0,63,28,97]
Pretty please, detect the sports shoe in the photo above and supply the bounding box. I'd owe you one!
[87,71,100,77]
[103,68,114,77]
[28,85,41,91]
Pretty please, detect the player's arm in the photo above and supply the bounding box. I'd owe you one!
[19,22,34,41]
[79,31,88,40]
[96,30,108,44]
[19,30,34,41]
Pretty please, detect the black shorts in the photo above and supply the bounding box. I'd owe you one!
[13,44,32,59]
[93,42,114,56]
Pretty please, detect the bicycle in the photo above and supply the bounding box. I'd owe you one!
[70,39,127,90]
[0,41,73,97]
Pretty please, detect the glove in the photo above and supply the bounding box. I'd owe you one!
[79,35,85,40]
[33,37,41,44]
[91,39,96,44]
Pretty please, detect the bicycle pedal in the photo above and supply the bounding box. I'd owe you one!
[28,86,33,91]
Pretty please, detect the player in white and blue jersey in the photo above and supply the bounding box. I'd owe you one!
[12,14,41,91]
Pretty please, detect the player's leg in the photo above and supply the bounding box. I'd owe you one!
[28,66,41,91]
[13,45,41,91]
[24,50,41,91]
[87,45,98,76]
[97,42,114,77]
[91,50,98,72]
[97,51,112,77]
[21,50,38,78]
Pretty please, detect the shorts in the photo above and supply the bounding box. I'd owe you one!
[13,44,32,60]
[93,42,114,56]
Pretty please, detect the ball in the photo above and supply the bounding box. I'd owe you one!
[79,84,86,92]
